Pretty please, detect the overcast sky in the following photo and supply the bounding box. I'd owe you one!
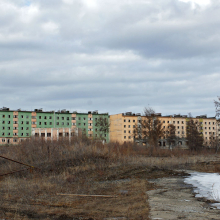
[0,0,219,116]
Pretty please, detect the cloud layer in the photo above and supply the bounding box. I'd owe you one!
[0,0,219,116]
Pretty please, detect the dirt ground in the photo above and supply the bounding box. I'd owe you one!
[1,156,220,220]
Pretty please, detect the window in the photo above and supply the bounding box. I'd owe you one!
[124,130,126,133]
[72,117,76,120]
[44,122,47,125]
[13,133,17,136]
[21,121,24,124]
[2,133,4,136]
[49,116,52,119]
[13,121,18,124]
[133,125,135,128]
[128,130,131,133]
[133,120,135,122]
[124,125,126,128]
[26,121,29,125]
[32,116,36,119]
[177,126,179,129]
[83,123,86,126]
[13,115,18,118]
[205,132,207,134]
[205,122,207,124]
[13,138,17,142]
[7,133,10,136]
[39,122,42,125]
[163,121,165,123]
[78,123,81,126]
[213,127,215,130]
[21,115,24,118]
[124,119,126,122]
[57,122,59,125]
[62,122,64,125]
[2,127,4,130]
[128,125,130,128]
[32,122,36,125]
[173,121,175,124]
[26,133,29,136]
[67,117,69,120]
[182,131,184,134]
[21,127,24,130]
[209,127,211,130]
[163,126,165,128]
[13,127,17,130]
[124,136,126,139]
[2,121,5,124]
[205,127,207,129]
[2,138,5,142]
[128,120,130,122]
[167,121,169,123]
[8,115,11,118]
[213,122,215,125]
[57,117,59,120]
[182,126,184,129]
[177,121,179,124]
[62,117,64,120]
[50,122,52,125]
[128,136,131,139]
[72,123,75,126]
[83,118,86,120]
[78,117,81,120]
[26,116,29,119]
[209,122,211,125]
[39,116,41,119]
[44,116,47,119]
[2,115,5,118]
[7,127,10,130]
[8,121,11,124]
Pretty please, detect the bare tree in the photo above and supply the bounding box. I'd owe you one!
[186,118,204,151]
[214,97,220,153]
[166,124,177,150]
[133,107,164,148]
[94,116,110,142]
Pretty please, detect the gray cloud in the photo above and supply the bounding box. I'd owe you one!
[0,0,219,117]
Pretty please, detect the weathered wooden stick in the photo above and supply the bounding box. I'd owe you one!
[57,193,117,198]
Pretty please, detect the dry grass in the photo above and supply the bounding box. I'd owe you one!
[0,138,220,219]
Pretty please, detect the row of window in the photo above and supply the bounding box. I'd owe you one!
[1,133,29,136]
[124,125,136,128]
[1,115,77,120]
[124,119,136,123]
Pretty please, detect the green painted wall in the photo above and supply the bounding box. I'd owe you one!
[0,111,13,138]
[76,113,88,136]
[18,112,32,137]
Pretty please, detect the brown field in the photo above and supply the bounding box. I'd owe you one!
[0,138,220,219]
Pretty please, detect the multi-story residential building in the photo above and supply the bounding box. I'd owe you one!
[76,111,109,143]
[110,112,218,148]
[0,107,109,144]
[110,112,140,143]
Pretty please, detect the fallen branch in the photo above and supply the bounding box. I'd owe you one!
[57,193,117,198]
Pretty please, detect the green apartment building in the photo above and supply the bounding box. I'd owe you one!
[0,107,109,144]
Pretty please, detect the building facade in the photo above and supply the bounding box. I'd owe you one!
[110,112,219,148]
[0,108,109,144]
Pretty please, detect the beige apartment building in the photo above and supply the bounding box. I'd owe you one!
[110,112,140,143]
[110,112,219,148]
